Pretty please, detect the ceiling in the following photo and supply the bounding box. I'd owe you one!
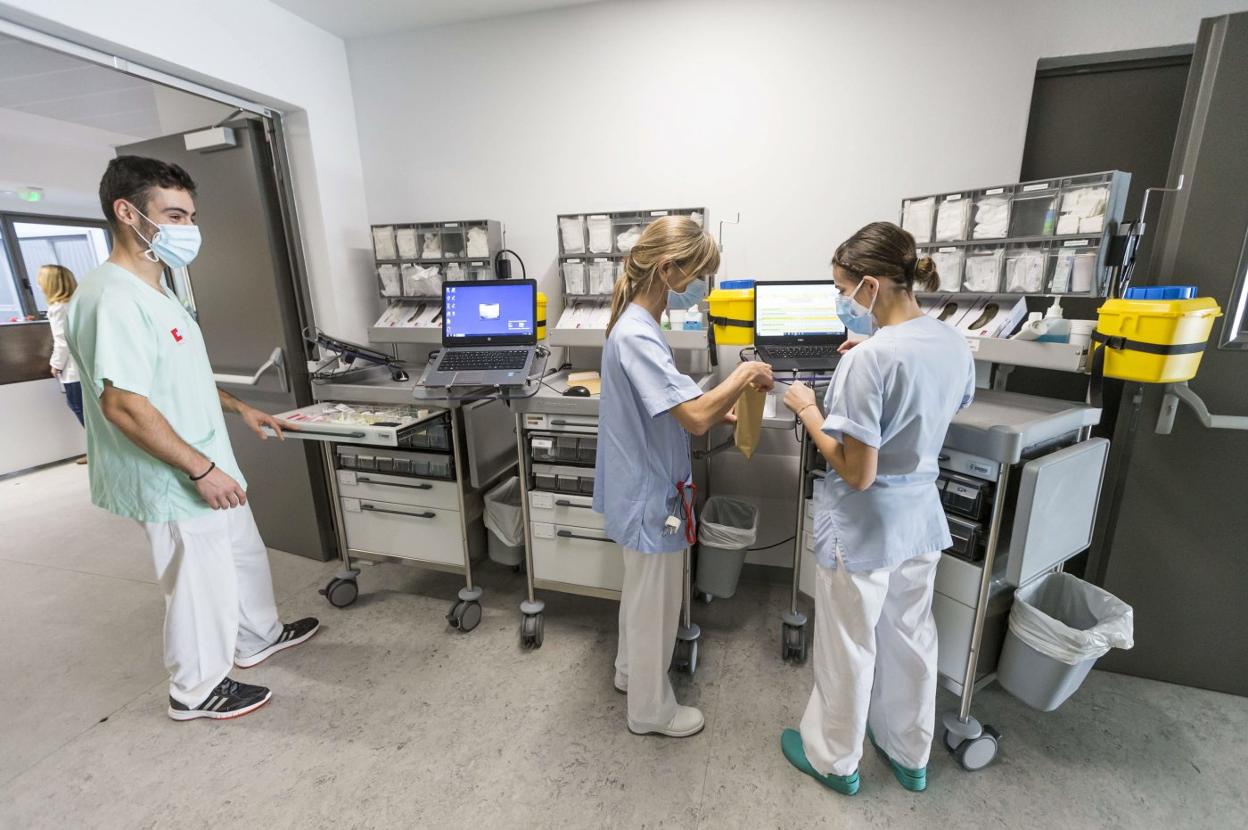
[271,0,608,38]
[0,34,233,140]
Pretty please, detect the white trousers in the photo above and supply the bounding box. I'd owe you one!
[800,550,941,776]
[142,504,282,708]
[615,547,684,729]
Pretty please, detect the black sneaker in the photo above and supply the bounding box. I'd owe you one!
[167,677,271,721]
[234,617,320,669]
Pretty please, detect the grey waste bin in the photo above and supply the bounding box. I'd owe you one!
[483,477,524,567]
[997,572,1134,712]
[695,497,759,599]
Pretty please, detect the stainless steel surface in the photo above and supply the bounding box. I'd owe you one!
[959,464,1012,722]
[1155,381,1248,433]
[945,390,1101,463]
[450,410,475,591]
[463,400,518,489]
[213,346,288,392]
[789,424,810,612]
[323,442,353,571]
[312,369,423,407]
[516,411,538,605]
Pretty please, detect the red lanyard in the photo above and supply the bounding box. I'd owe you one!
[677,480,697,544]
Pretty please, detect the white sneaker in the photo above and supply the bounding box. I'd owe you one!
[629,705,705,738]
[614,672,628,694]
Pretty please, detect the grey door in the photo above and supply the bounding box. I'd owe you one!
[120,120,335,561]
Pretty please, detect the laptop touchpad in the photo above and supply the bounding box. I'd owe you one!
[455,371,486,385]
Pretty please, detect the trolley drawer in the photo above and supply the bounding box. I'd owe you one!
[269,402,446,448]
[337,469,461,511]
[341,497,465,566]
[530,522,623,592]
[527,490,604,530]
[531,464,595,496]
[933,591,1008,688]
[935,552,985,607]
[528,433,597,466]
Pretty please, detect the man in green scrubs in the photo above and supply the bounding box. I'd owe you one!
[67,156,319,721]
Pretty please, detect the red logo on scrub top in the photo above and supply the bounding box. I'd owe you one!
[171,328,183,343]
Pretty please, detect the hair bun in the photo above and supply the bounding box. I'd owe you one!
[912,255,940,292]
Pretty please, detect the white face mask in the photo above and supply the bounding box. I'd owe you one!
[125,201,202,268]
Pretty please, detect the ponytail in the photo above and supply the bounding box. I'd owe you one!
[606,254,639,334]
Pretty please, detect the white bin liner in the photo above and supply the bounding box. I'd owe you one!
[698,497,759,549]
[1008,573,1134,666]
[483,477,524,548]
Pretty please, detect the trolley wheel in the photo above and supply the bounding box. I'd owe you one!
[320,577,359,609]
[446,600,483,632]
[943,728,961,754]
[698,591,714,605]
[672,639,699,675]
[781,622,808,664]
[520,613,544,649]
[954,726,1001,771]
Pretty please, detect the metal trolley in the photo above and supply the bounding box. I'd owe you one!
[510,371,703,675]
[271,370,518,632]
[784,389,1107,771]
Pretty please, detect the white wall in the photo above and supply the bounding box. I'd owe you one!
[346,0,1248,311]
[0,378,85,475]
[0,0,376,342]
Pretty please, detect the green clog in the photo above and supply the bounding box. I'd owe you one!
[866,727,927,792]
[780,729,860,796]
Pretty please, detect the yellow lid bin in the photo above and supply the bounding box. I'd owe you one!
[707,281,755,346]
[1094,297,1222,384]
[537,291,547,341]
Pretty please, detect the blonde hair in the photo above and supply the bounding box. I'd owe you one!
[37,265,77,305]
[607,215,720,334]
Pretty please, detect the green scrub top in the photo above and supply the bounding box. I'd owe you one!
[66,262,246,523]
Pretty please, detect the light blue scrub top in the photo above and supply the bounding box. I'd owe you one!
[813,315,976,572]
[593,304,703,554]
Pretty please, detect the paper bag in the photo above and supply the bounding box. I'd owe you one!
[734,386,767,460]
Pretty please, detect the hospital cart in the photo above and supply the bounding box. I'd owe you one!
[269,366,519,632]
[785,387,1108,771]
[510,370,707,675]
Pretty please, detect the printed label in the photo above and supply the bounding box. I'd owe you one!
[338,470,358,486]
[650,210,668,216]
[939,247,957,253]
[1064,239,1093,247]
[343,498,361,513]
[985,187,1005,195]
[524,414,548,429]
[532,438,554,451]
[969,462,994,477]
[533,522,555,540]
[529,491,554,510]
[945,194,963,201]
[966,337,980,352]
[1022,182,1050,192]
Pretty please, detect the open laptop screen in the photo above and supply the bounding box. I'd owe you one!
[443,280,536,344]
[754,281,845,340]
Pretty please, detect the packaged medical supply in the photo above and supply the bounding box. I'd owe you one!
[378,264,401,297]
[372,226,397,260]
[466,225,489,258]
[396,227,419,259]
[421,232,442,259]
[586,215,613,253]
[560,216,586,254]
[616,225,642,253]
[963,249,1004,292]
[1005,249,1048,293]
[445,262,465,282]
[589,259,616,295]
[931,249,965,292]
[1057,186,1108,236]
[902,197,935,243]
[403,264,442,296]
[562,261,586,295]
[1070,253,1097,293]
[972,194,1011,239]
[935,196,970,242]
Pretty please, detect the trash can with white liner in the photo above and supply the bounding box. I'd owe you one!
[483,477,525,567]
[695,497,759,599]
[997,572,1134,712]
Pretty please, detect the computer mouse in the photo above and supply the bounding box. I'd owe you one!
[563,385,591,397]
[390,367,410,382]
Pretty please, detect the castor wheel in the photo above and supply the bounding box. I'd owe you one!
[520,613,544,648]
[320,577,358,609]
[953,725,1001,771]
[671,638,699,675]
[447,600,482,632]
[697,591,714,605]
[781,622,808,664]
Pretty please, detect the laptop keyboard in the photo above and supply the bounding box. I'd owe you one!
[767,345,839,359]
[439,349,530,372]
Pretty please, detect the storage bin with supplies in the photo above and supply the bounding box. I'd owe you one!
[972,190,1012,239]
[707,279,755,346]
[930,248,965,292]
[935,195,971,242]
[695,497,759,600]
[483,476,525,567]
[997,572,1134,712]
[963,248,1004,293]
[902,196,936,243]
[1093,294,1222,383]
[1004,246,1049,293]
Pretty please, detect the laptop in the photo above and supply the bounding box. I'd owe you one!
[752,280,846,372]
[423,279,538,387]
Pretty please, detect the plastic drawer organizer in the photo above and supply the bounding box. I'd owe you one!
[369,219,504,345]
[901,171,1129,297]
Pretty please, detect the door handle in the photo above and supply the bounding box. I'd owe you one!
[291,427,367,438]
[556,529,612,544]
[213,346,288,392]
[360,504,436,519]
[555,499,593,510]
[356,476,433,490]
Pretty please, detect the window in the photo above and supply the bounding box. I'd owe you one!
[0,213,111,322]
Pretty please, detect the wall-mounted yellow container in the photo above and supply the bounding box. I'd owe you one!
[537,291,548,341]
[1094,297,1221,383]
[707,280,755,346]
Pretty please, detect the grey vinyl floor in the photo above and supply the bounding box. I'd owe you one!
[1,462,1244,829]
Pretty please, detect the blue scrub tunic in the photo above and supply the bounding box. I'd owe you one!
[813,314,977,571]
[593,304,703,554]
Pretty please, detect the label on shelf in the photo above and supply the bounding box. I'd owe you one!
[985,187,1005,195]
[339,470,358,486]
[966,337,981,352]
[567,258,581,263]
[945,194,963,201]
[442,222,461,228]
[1022,182,1050,192]
[1063,239,1094,247]
[529,491,554,509]
[343,498,361,513]
[939,247,957,253]
[532,522,555,540]
[650,210,668,216]
[524,414,549,429]
[532,438,554,451]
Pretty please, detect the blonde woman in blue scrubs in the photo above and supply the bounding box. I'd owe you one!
[594,216,773,738]
[781,222,975,794]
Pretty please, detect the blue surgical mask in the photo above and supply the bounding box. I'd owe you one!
[836,278,878,337]
[126,201,202,269]
[665,267,708,310]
